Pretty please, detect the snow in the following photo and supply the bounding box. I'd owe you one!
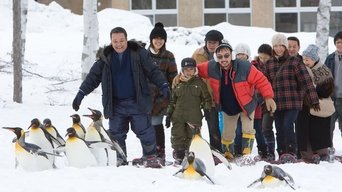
[1,0,342,191]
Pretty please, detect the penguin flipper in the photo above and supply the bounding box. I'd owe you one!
[173,168,185,176]
[247,178,262,188]
[107,138,127,162]
[193,160,214,184]
[211,149,232,170]
[201,171,215,184]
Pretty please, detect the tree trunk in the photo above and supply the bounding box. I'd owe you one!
[12,0,27,103]
[81,0,99,80]
[315,0,331,63]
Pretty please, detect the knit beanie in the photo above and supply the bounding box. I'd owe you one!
[181,57,196,68]
[205,30,224,43]
[150,22,167,42]
[302,44,320,62]
[258,44,273,56]
[272,33,288,49]
[234,43,251,58]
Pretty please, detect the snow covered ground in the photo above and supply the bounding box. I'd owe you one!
[0,1,342,191]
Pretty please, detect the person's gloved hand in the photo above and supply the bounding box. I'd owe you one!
[160,83,171,101]
[265,98,276,114]
[72,91,85,111]
[165,115,171,128]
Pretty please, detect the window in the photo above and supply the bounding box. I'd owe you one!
[300,12,316,32]
[332,0,342,6]
[276,0,296,7]
[275,13,297,32]
[301,0,319,7]
[330,12,342,36]
[204,0,224,8]
[130,0,178,26]
[203,0,251,26]
[204,13,226,26]
[131,0,152,9]
[229,0,250,8]
[229,13,250,26]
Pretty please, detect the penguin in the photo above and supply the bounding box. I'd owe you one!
[83,107,126,166]
[43,118,66,146]
[3,127,56,171]
[70,114,86,139]
[247,164,296,190]
[173,151,215,184]
[64,127,97,168]
[27,118,58,168]
[187,122,232,176]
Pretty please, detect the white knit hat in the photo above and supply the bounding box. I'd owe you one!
[272,33,288,49]
[234,43,251,58]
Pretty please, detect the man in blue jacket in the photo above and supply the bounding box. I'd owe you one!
[325,31,342,142]
[72,27,170,168]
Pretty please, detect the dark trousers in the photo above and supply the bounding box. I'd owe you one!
[204,107,222,152]
[262,112,275,153]
[331,98,342,141]
[109,99,156,157]
[274,110,299,156]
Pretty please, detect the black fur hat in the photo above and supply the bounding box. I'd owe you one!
[150,22,167,42]
[205,30,223,43]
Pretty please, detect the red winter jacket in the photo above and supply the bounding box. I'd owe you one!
[197,59,274,118]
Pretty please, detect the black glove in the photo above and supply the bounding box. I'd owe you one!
[72,91,85,111]
[165,115,171,128]
[160,83,171,101]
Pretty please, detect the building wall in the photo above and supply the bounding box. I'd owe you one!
[111,0,128,10]
[251,0,273,28]
[178,0,203,27]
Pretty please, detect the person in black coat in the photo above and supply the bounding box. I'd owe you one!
[72,27,170,168]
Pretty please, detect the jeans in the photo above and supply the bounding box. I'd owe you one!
[274,109,299,155]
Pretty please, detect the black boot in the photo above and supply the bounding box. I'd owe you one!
[173,149,185,165]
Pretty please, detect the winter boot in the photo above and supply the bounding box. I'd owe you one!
[173,149,186,165]
[132,155,163,168]
[241,133,255,155]
[221,139,235,161]
[234,144,242,157]
[257,145,269,160]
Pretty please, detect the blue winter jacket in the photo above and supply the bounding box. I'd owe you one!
[79,41,167,118]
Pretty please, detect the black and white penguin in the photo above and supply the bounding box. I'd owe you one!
[70,114,86,139]
[173,151,215,184]
[247,164,296,190]
[3,127,55,171]
[43,118,65,146]
[64,127,97,168]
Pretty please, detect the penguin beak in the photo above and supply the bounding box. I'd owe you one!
[2,127,15,132]
[82,108,95,119]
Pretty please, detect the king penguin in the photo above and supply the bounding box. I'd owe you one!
[43,118,65,146]
[187,122,232,177]
[247,164,296,190]
[3,127,55,171]
[173,151,215,184]
[64,127,97,168]
[70,114,86,139]
[83,107,126,166]
[27,118,57,168]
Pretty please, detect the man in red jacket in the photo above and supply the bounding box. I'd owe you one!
[197,41,276,161]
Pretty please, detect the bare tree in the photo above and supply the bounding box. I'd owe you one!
[316,0,331,62]
[81,0,99,80]
[12,0,28,103]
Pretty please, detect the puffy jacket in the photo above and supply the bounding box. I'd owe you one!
[79,41,167,118]
[197,59,274,118]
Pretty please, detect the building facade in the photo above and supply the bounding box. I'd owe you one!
[37,0,342,36]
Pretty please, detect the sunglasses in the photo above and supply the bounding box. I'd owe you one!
[216,54,231,59]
